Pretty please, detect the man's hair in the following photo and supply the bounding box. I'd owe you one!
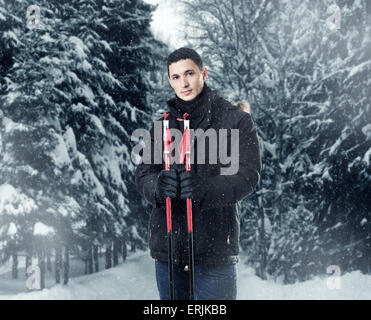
[167,47,203,77]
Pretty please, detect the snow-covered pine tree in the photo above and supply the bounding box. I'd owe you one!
[0,0,79,281]
[249,0,371,280]
[179,0,370,282]
[252,0,330,283]
[95,0,170,257]
[292,0,371,275]
[1,0,170,283]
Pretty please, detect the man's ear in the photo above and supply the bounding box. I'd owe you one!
[202,66,207,81]
[168,76,174,89]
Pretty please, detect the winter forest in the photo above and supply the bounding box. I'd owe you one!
[0,0,370,298]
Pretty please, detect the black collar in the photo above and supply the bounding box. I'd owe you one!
[166,83,213,131]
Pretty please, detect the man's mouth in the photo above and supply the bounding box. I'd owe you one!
[182,89,192,95]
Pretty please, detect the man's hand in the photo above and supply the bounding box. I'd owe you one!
[179,169,196,199]
[155,168,180,203]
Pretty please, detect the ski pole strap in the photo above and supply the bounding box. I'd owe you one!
[163,113,173,166]
[163,112,190,164]
[176,112,189,121]
[177,113,190,165]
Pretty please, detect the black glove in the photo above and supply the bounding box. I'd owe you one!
[155,168,180,203]
[179,169,196,200]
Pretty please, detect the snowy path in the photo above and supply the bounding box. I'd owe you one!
[1,251,370,300]
[238,266,371,300]
[0,251,159,300]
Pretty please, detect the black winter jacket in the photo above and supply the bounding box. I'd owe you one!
[135,86,261,265]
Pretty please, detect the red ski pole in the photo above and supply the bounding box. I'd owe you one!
[183,117,195,300]
[163,113,174,300]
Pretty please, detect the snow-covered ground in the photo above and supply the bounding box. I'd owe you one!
[0,251,370,300]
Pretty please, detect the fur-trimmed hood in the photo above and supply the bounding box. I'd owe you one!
[235,100,250,113]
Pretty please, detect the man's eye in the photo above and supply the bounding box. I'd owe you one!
[187,72,194,75]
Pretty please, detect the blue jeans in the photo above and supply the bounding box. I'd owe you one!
[155,260,237,300]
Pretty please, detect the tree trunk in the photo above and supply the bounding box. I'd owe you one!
[12,254,18,280]
[55,247,62,284]
[113,240,119,267]
[25,255,32,277]
[258,194,267,280]
[93,245,99,272]
[130,243,136,252]
[87,245,93,274]
[46,251,52,272]
[63,247,69,285]
[122,240,127,263]
[84,259,88,275]
[105,243,112,269]
[38,251,45,289]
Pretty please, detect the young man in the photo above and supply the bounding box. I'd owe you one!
[135,47,261,300]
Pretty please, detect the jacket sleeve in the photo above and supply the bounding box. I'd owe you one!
[193,112,261,211]
[134,122,164,208]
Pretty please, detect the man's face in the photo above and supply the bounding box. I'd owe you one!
[168,58,207,101]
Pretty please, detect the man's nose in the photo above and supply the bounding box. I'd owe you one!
[181,76,189,87]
